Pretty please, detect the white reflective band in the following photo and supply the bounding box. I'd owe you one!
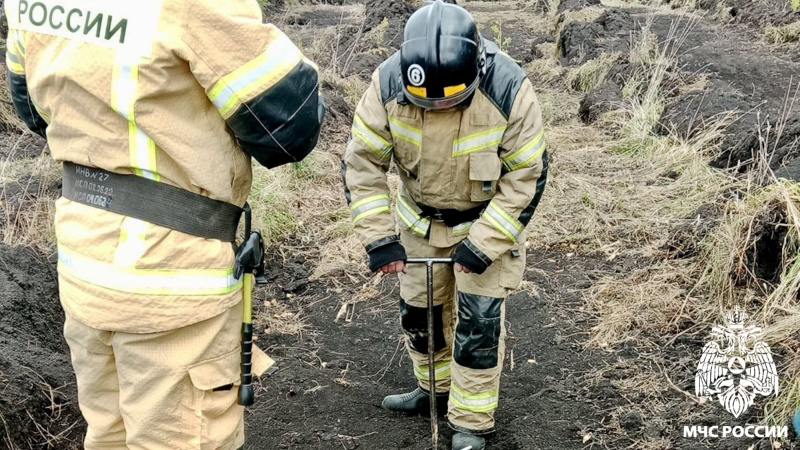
[12,29,26,56]
[453,126,506,158]
[449,386,499,413]
[483,203,523,243]
[414,362,451,381]
[389,118,422,147]
[352,115,392,158]
[208,32,302,118]
[453,221,473,236]
[396,197,430,237]
[58,247,242,296]
[350,194,391,224]
[112,59,160,182]
[503,130,546,171]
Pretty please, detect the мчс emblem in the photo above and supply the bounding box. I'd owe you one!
[695,306,778,418]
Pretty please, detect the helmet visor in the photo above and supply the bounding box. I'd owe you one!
[404,76,480,110]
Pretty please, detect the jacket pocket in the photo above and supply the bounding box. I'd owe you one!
[469,152,502,202]
[389,117,422,177]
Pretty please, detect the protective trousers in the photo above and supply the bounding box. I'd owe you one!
[397,228,526,434]
[63,302,245,450]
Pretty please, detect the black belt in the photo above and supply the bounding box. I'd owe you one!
[62,162,243,242]
[418,203,486,227]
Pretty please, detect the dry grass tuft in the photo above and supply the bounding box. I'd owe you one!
[586,263,692,348]
[566,53,622,92]
[0,151,59,252]
[765,22,800,44]
[255,297,311,336]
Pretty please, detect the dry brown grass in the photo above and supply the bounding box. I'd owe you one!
[0,151,59,253]
[765,21,800,44]
[255,297,311,336]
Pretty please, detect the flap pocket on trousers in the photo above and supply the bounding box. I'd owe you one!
[188,348,241,391]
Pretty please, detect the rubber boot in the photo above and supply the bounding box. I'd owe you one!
[452,432,486,450]
[381,387,448,416]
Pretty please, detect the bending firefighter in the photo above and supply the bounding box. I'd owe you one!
[4,0,324,448]
[342,2,547,449]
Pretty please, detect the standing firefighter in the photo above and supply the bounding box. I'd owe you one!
[4,0,324,448]
[342,1,547,449]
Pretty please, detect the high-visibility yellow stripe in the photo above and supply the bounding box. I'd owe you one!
[208,32,303,119]
[5,52,24,75]
[453,221,473,236]
[113,218,149,269]
[12,30,26,57]
[350,194,391,224]
[414,361,451,381]
[352,115,392,158]
[483,203,523,243]
[503,130,546,171]
[396,196,430,237]
[389,118,422,147]
[453,126,506,157]
[58,246,242,297]
[449,385,499,413]
[113,59,160,182]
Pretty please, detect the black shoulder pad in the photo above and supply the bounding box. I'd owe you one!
[378,51,403,105]
[479,50,527,120]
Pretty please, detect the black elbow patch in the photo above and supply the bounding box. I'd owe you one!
[399,298,446,354]
[518,150,549,227]
[227,60,325,169]
[7,70,47,137]
[454,292,503,370]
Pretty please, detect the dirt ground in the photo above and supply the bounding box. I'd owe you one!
[3,0,800,449]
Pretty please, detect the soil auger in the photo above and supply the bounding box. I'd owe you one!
[406,257,454,450]
[234,204,268,407]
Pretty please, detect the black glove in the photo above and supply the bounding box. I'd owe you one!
[367,241,407,272]
[453,240,491,274]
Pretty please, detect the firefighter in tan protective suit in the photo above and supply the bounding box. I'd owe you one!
[4,0,324,447]
[342,2,547,449]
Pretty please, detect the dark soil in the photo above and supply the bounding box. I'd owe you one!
[671,0,800,29]
[558,9,639,65]
[664,203,724,259]
[579,81,622,124]
[0,244,82,449]
[557,0,601,15]
[244,251,628,449]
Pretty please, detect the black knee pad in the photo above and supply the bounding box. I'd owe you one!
[399,298,447,353]
[454,292,503,370]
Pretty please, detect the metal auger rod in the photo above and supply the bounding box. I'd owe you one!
[405,257,454,449]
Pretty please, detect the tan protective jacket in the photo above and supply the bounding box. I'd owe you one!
[5,0,323,333]
[343,44,547,264]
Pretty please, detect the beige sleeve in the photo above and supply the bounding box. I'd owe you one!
[342,69,397,250]
[467,79,547,261]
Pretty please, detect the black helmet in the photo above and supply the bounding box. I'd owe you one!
[400,1,485,110]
